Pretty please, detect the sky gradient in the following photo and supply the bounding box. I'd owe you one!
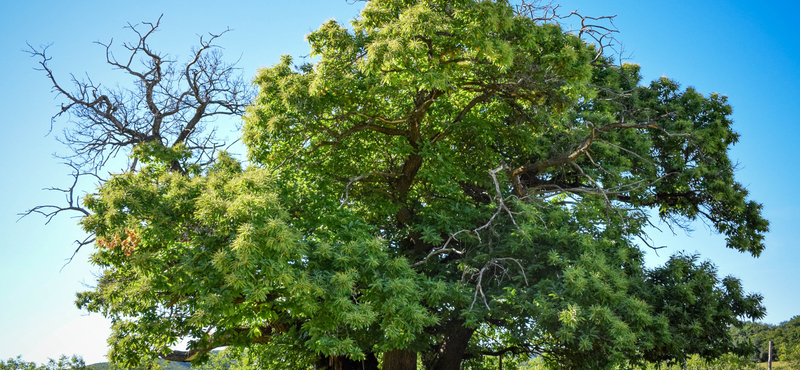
[1,0,798,365]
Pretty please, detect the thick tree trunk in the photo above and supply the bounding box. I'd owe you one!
[383,349,417,370]
[426,320,476,370]
[315,353,380,370]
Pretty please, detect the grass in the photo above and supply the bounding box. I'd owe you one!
[756,361,795,370]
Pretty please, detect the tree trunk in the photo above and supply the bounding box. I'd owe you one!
[383,349,417,370]
[315,353,380,370]
[426,320,476,370]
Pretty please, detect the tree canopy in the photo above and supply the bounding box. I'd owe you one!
[33,1,768,369]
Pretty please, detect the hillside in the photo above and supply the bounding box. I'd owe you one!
[87,359,191,370]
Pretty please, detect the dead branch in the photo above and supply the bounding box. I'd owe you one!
[62,235,96,272]
[18,163,92,224]
[470,257,529,311]
[515,0,560,23]
[24,17,251,264]
[25,15,252,176]
[413,165,525,268]
[515,1,621,64]
[510,112,681,192]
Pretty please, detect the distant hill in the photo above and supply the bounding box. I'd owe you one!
[731,315,800,363]
[88,359,191,370]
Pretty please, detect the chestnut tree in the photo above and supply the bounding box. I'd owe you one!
[31,1,768,369]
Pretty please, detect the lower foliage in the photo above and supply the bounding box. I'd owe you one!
[521,353,758,370]
[1,356,86,370]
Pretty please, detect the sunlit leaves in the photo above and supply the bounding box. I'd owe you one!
[75,0,768,368]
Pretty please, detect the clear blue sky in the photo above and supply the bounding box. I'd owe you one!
[1,0,798,365]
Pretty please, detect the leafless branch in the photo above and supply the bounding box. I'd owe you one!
[413,165,526,268]
[511,112,681,192]
[18,163,92,224]
[594,139,658,169]
[482,165,524,232]
[25,15,252,176]
[411,229,471,268]
[515,0,560,23]
[471,264,491,311]
[61,235,96,272]
[470,258,529,311]
[570,162,613,216]
[515,1,621,64]
[636,234,667,257]
[24,17,252,265]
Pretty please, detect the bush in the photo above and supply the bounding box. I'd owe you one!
[1,356,86,370]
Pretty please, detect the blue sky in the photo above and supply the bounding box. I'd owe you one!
[1,0,798,365]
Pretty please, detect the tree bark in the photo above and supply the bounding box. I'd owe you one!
[383,349,417,370]
[315,353,380,370]
[427,320,476,370]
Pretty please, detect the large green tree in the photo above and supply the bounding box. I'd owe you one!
[34,1,768,370]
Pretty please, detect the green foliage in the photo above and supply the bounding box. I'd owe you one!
[242,0,766,367]
[192,346,316,370]
[731,316,800,363]
[78,153,435,366]
[1,356,86,370]
[131,142,192,167]
[522,353,758,370]
[641,353,759,370]
[68,0,768,369]
[88,358,189,370]
[641,254,765,363]
[778,342,800,370]
[771,316,800,362]
[731,322,774,362]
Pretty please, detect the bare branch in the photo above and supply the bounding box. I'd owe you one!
[413,164,527,268]
[18,163,92,224]
[511,112,681,191]
[636,234,667,257]
[27,16,252,175]
[61,235,96,272]
[25,17,252,266]
[470,258,529,311]
[515,0,560,23]
[515,1,621,64]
